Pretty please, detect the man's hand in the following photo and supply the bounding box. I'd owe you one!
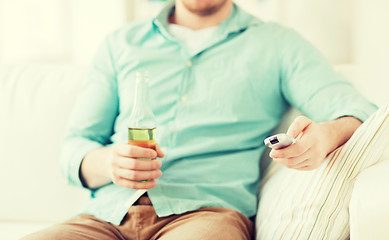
[109,143,164,189]
[80,143,164,190]
[269,115,362,171]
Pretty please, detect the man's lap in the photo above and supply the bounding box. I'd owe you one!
[21,197,254,240]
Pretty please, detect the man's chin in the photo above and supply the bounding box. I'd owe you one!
[182,0,229,16]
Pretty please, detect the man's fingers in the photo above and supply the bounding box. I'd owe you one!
[115,157,162,171]
[294,165,314,171]
[114,143,157,159]
[288,159,309,169]
[272,147,311,166]
[109,143,164,189]
[113,178,158,189]
[287,115,313,138]
[114,168,162,181]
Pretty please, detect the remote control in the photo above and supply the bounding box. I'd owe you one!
[264,133,296,149]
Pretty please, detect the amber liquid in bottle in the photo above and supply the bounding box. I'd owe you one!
[128,128,157,152]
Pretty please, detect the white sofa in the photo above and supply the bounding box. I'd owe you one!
[0,63,388,239]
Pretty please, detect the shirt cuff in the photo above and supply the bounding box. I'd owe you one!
[60,137,103,188]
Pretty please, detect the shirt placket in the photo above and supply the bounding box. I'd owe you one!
[171,56,193,147]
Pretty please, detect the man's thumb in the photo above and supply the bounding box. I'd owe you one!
[286,115,313,138]
[155,144,165,158]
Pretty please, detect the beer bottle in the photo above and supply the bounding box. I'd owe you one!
[128,71,157,154]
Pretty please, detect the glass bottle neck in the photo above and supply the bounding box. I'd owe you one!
[128,73,156,129]
[133,78,148,110]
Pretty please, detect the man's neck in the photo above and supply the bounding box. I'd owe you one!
[169,1,233,30]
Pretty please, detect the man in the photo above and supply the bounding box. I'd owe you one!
[23,0,376,239]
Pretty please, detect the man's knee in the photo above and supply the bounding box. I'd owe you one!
[21,215,120,240]
[21,225,83,240]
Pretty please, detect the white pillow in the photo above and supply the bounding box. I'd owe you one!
[256,103,389,240]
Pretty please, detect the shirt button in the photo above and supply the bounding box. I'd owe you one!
[186,60,192,67]
[181,95,188,102]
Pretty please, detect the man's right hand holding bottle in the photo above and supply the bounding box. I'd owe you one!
[109,143,164,189]
[80,143,164,190]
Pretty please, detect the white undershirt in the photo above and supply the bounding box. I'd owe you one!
[168,24,218,53]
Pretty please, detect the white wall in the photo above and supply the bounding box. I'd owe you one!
[0,0,70,63]
[283,0,354,65]
[353,0,389,105]
[0,0,170,65]
[0,0,128,65]
[234,0,285,22]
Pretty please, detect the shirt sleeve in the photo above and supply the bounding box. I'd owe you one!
[59,36,119,188]
[279,28,377,122]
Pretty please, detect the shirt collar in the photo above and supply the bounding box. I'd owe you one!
[152,1,263,40]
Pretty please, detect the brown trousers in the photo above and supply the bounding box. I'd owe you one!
[22,196,254,240]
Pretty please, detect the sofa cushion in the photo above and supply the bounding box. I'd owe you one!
[349,148,389,239]
[0,64,89,223]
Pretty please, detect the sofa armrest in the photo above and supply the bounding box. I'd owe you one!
[349,149,389,240]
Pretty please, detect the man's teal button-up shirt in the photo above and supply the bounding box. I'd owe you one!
[60,4,377,225]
